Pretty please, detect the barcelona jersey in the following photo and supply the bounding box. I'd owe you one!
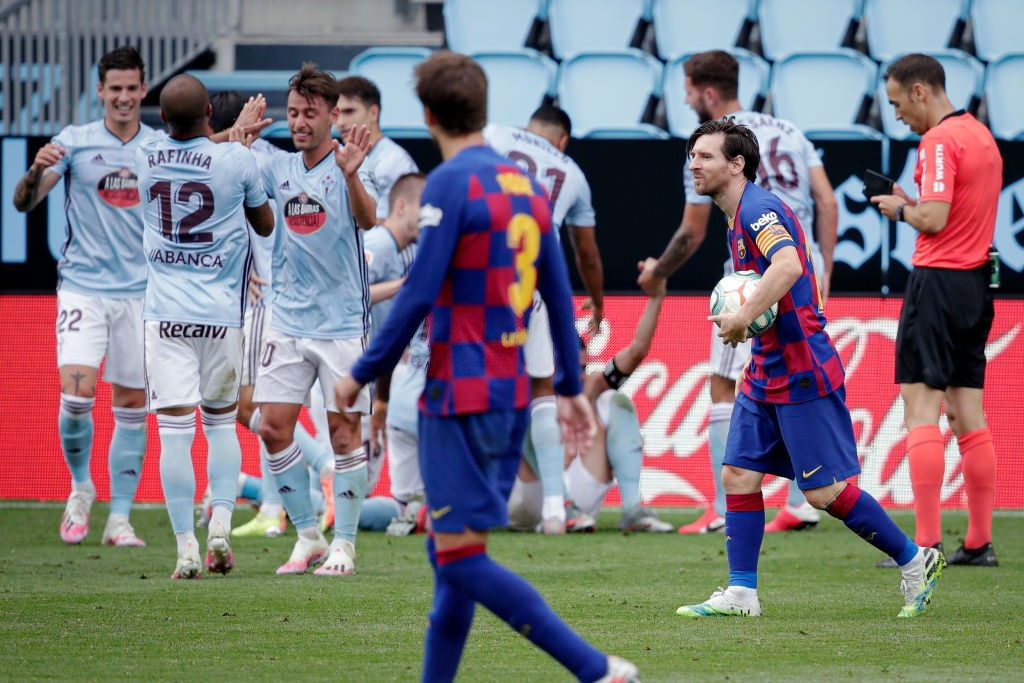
[350,144,583,415]
[731,181,845,403]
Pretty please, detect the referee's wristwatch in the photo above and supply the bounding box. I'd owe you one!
[895,203,908,222]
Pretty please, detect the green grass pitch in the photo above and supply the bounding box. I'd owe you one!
[2,504,1022,682]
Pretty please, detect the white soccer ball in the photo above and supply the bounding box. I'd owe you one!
[709,270,778,336]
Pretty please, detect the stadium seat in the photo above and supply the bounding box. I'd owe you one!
[651,0,756,61]
[547,0,649,60]
[877,49,984,140]
[442,0,547,54]
[470,49,557,127]
[76,65,101,125]
[6,63,62,135]
[757,0,862,62]
[662,48,770,138]
[769,49,882,140]
[862,0,969,63]
[984,54,1024,140]
[970,0,1020,63]
[348,47,434,138]
[556,49,666,138]
[185,70,319,109]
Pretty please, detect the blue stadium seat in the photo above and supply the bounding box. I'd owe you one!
[984,54,1024,140]
[470,49,557,127]
[557,49,667,138]
[863,0,969,63]
[348,47,434,138]
[769,49,882,140]
[76,65,101,125]
[7,63,62,135]
[970,0,1020,63]
[651,0,755,61]
[662,48,770,138]
[757,0,862,62]
[547,0,649,60]
[443,0,547,54]
[185,69,322,109]
[877,49,984,140]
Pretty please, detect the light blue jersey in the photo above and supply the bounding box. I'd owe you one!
[363,226,415,339]
[362,136,419,220]
[483,123,596,230]
[261,151,369,340]
[48,120,160,297]
[247,138,288,299]
[138,136,267,327]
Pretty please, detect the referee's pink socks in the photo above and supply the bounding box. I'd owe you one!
[907,425,945,548]
[958,427,996,549]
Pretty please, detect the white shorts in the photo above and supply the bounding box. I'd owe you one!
[144,321,243,410]
[385,424,423,502]
[524,292,555,379]
[241,304,270,386]
[252,329,370,414]
[565,455,611,519]
[56,289,145,389]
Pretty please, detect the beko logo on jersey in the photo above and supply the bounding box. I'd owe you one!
[748,211,779,232]
[419,204,443,229]
[158,322,227,339]
[149,249,224,268]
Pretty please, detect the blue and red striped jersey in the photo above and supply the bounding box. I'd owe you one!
[351,144,583,415]
[731,181,845,403]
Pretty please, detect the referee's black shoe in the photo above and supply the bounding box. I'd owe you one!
[946,542,999,567]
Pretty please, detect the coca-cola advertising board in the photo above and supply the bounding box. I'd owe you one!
[1,294,1022,509]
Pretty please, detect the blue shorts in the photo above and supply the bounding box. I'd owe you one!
[418,408,529,533]
[725,387,860,489]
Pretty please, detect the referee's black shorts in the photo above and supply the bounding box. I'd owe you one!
[895,266,994,390]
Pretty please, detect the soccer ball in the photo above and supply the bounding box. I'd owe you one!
[709,270,778,336]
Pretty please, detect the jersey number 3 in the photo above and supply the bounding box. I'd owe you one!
[507,213,540,317]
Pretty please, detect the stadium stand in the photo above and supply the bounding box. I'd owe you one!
[556,49,667,138]
[650,0,755,61]
[471,49,558,127]
[546,0,650,60]
[984,54,1024,140]
[877,49,984,141]
[757,0,862,62]
[442,0,547,54]
[347,46,434,138]
[662,48,770,138]
[970,0,1020,63]
[769,49,883,140]
[862,0,970,63]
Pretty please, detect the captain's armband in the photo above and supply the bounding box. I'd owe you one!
[603,358,630,390]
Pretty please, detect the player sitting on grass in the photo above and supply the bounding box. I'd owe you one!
[509,260,674,534]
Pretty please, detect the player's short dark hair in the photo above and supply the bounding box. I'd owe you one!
[529,105,572,138]
[209,90,247,134]
[684,50,739,102]
[414,51,487,135]
[388,172,426,209]
[686,117,759,182]
[98,45,145,83]
[884,53,946,93]
[337,75,382,110]
[289,62,340,108]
